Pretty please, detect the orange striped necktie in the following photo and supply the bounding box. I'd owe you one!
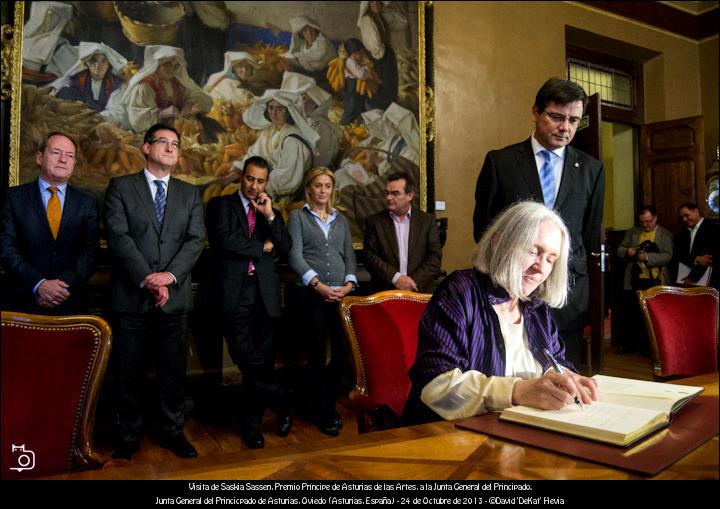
[47,186,62,239]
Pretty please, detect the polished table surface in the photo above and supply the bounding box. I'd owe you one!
[46,374,718,480]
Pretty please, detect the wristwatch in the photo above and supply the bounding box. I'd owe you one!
[311,279,320,288]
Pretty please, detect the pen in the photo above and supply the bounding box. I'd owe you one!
[543,348,583,410]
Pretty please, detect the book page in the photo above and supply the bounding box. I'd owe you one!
[500,401,667,445]
[592,375,703,414]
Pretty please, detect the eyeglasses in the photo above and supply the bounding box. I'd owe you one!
[149,138,181,150]
[542,110,582,127]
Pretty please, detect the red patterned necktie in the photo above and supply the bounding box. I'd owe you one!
[247,205,256,274]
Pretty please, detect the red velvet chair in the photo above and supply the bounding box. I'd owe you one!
[636,286,719,380]
[1,312,112,479]
[339,290,431,433]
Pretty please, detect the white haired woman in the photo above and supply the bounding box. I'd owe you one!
[404,201,599,424]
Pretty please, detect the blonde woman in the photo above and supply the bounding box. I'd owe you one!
[287,168,357,436]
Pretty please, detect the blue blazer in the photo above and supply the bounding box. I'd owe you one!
[0,179,98,314]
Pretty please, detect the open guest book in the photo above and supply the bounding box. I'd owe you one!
[498,375,703,447]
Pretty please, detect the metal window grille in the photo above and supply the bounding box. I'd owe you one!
[567,59,634,110]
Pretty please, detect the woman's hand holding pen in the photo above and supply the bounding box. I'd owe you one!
[512,371,598,410]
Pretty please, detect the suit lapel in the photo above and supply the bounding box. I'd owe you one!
[408,209,421,263]
[381,213,400,265]
[164,177,182,233]
[29,179,54,239]
[232,194,250,238]
[554,146,579,210]
[57,185,78,240]
[131,172,161,233]
[515,140,544,200]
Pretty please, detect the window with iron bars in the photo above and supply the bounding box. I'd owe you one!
[568,59,634,110]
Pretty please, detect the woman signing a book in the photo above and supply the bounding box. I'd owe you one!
[403,201,599,424]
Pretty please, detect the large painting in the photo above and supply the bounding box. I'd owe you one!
[5,1,432,244]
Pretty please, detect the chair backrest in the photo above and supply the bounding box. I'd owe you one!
[339,290,431,432]
[637,286,719,379]
[1,312,112,479]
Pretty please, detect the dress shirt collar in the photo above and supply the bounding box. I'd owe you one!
[38,177,67,195]
[389,207,412,223]
[530,135,566,160]
[239,191,251,212]
[691,217,704,233]
[144,168,170,188]
[302,202,338,221]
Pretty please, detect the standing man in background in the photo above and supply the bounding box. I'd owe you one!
[673,202,719,290]
[1,131,98,315]
[206,156,293,450]
[363,172,442,294]
[615,205,673,355]
[473,78,605,368]
[105,124,205,460]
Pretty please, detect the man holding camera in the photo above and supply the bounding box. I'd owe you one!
[615,205,673,355]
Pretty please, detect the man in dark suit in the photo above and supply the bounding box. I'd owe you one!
[206,156,293,449]
[473,78,605,367]
[673,202,719,290]
[363,172,442,294]
[105,124,205,460]
[1,131,98,315]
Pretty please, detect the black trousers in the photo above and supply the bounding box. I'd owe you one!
[221,275,286,430]
[298,287,350,420]
[114,309,188,442]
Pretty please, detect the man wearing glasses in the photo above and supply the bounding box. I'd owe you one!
[105,123,205,461]
[473,78,605,369]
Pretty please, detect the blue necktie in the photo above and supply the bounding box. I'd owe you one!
[539,150,556,208]
[154,180,166,224]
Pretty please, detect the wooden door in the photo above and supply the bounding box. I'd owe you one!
[570,94,605,373]
[641,117,706,234]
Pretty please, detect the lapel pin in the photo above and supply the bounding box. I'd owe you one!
[574,162,580,168]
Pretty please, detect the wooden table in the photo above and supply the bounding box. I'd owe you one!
[44,374,718,480]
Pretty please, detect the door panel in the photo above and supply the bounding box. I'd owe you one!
[641,117,706,234]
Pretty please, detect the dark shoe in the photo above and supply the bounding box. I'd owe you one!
[317,418,341,436]
[163,434,197,459]
[111,440,140,460]
[329,411,343,430]
[241,427,265,449]
[276,414,293,437]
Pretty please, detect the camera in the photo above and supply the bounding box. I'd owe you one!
[10,444,35,472]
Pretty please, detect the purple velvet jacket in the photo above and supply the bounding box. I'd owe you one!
[403,269,573,424]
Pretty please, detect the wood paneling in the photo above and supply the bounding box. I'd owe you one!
[641,116,706,234]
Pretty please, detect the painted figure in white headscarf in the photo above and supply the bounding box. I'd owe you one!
[121,45,214,135]
[50,42,128,112]
[204,51,262,107]
[283,16,337,73]
[22,1,78,81]
[234,90,319,200]
[281,71,341,169]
